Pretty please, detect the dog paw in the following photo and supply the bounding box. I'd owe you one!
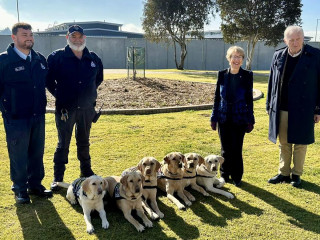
[203,191,210,196]
[158,212,164,218]
[178,204,186,210]
[102,221,109,229]
[226,193,234,199]
[185,200,192,206]
[189,196,196,201]
[150,212,159,220]
[144,219,153,228]
[136,224,145,232]
[87,227,95,234]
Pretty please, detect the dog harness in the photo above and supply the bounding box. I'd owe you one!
[72,177,88,203]
[113,183,124,200]
[143,180,157,189]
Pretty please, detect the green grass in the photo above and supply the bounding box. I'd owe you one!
[1,70,320,240]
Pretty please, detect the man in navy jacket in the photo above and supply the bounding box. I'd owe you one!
[266,26,320,187]
[0,22,52,204]
[46,25,103,190]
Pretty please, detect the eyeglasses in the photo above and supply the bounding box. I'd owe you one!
[231,55,243,60]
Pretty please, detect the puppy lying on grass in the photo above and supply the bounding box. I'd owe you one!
[196,155,234,199]
[105,168,153,232]
[56,175,109,234]
[137,156,164,219]
[157,152,191,210]
[182,153,210,201]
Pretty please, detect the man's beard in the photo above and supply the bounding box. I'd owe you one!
[67,38,86,52]
[17,40,34,50]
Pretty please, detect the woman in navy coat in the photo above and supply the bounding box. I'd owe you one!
[210,46,255,187]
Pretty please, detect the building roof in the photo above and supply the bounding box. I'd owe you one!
[35,21,144,38]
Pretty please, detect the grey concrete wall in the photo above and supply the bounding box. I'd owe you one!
[1,35,319,70]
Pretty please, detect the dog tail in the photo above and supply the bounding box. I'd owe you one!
[56,182,70,188]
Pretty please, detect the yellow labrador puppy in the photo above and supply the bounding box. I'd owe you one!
[182,153,210,201]
[157,152,191,210]
[196,155,234,199]
[137,156,164,219]
[105,169,153,232]
[56,175,109,234]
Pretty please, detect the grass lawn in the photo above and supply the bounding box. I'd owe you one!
[0,70,320,240]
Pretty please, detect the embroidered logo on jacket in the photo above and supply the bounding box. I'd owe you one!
[15,66,25,72]
[40,63,46,69]
[91,61,96,67]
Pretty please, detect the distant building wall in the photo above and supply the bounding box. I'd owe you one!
[1,35,319,70]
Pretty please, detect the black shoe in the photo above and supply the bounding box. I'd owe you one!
[15,192,30,204]
[291,174,301,187]
[50,181,61,191]
[80,169,95,178]
[233,180,242,187]
[268,174,291,184]
[28,185,53,198]
[221,174,231,183]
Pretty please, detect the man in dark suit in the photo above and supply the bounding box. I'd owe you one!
[266,25,320,187]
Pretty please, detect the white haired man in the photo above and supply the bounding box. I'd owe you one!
[266,26,320,187]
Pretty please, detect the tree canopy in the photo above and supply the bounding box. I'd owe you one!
[142,0,215,70]
[217,0,302,70]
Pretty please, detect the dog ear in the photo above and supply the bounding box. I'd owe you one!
[120,174,129,187]
[137,159,143,171]
[180,153,186,164]
[139,172,145,183]
[163,155,170,164]
[198,155,204,166]
[82,179,91,195]
[218,156,225,164]
[102,178,108,191]
[155,160,161,171]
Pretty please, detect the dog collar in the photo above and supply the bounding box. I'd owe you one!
[196,174,213,178]
[143,185,157,189]
[183,175,197,179]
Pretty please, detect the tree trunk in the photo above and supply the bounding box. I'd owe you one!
[173,40,187,70]
[178,42,187,70]
[246,36,258,70]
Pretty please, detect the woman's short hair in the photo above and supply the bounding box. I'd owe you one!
[284,26,304,40]
[226,46,245,61]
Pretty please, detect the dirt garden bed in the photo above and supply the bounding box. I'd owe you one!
[46,78,216,109]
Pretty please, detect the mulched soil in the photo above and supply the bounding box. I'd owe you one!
[46,78,216,109]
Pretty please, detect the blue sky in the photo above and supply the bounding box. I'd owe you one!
[0,0,319,40]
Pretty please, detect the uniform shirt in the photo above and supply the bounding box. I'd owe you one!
[0,43,47,119]
[46,45,103,112]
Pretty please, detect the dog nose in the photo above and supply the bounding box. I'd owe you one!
[178,163,183,168]
[146,169,151,174]
[189,163,194,168]
[135,187,140,193]
[212,166,217,171]
[98,188,103,195]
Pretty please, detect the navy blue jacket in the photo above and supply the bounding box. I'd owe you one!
[211,68,255,125]
[46,45,103,112]
[0,43,47,119]
[266,44,320,144]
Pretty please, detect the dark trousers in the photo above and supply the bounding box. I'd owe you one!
[53,108,95,181]
[3,115,45,193]
[218,120,246,183]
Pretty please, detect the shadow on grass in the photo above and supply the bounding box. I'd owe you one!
[241,182,320,234]
[188,184,263,226]
[157,199,200,239]
[16,196,75,240]
[299,180,320,195]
